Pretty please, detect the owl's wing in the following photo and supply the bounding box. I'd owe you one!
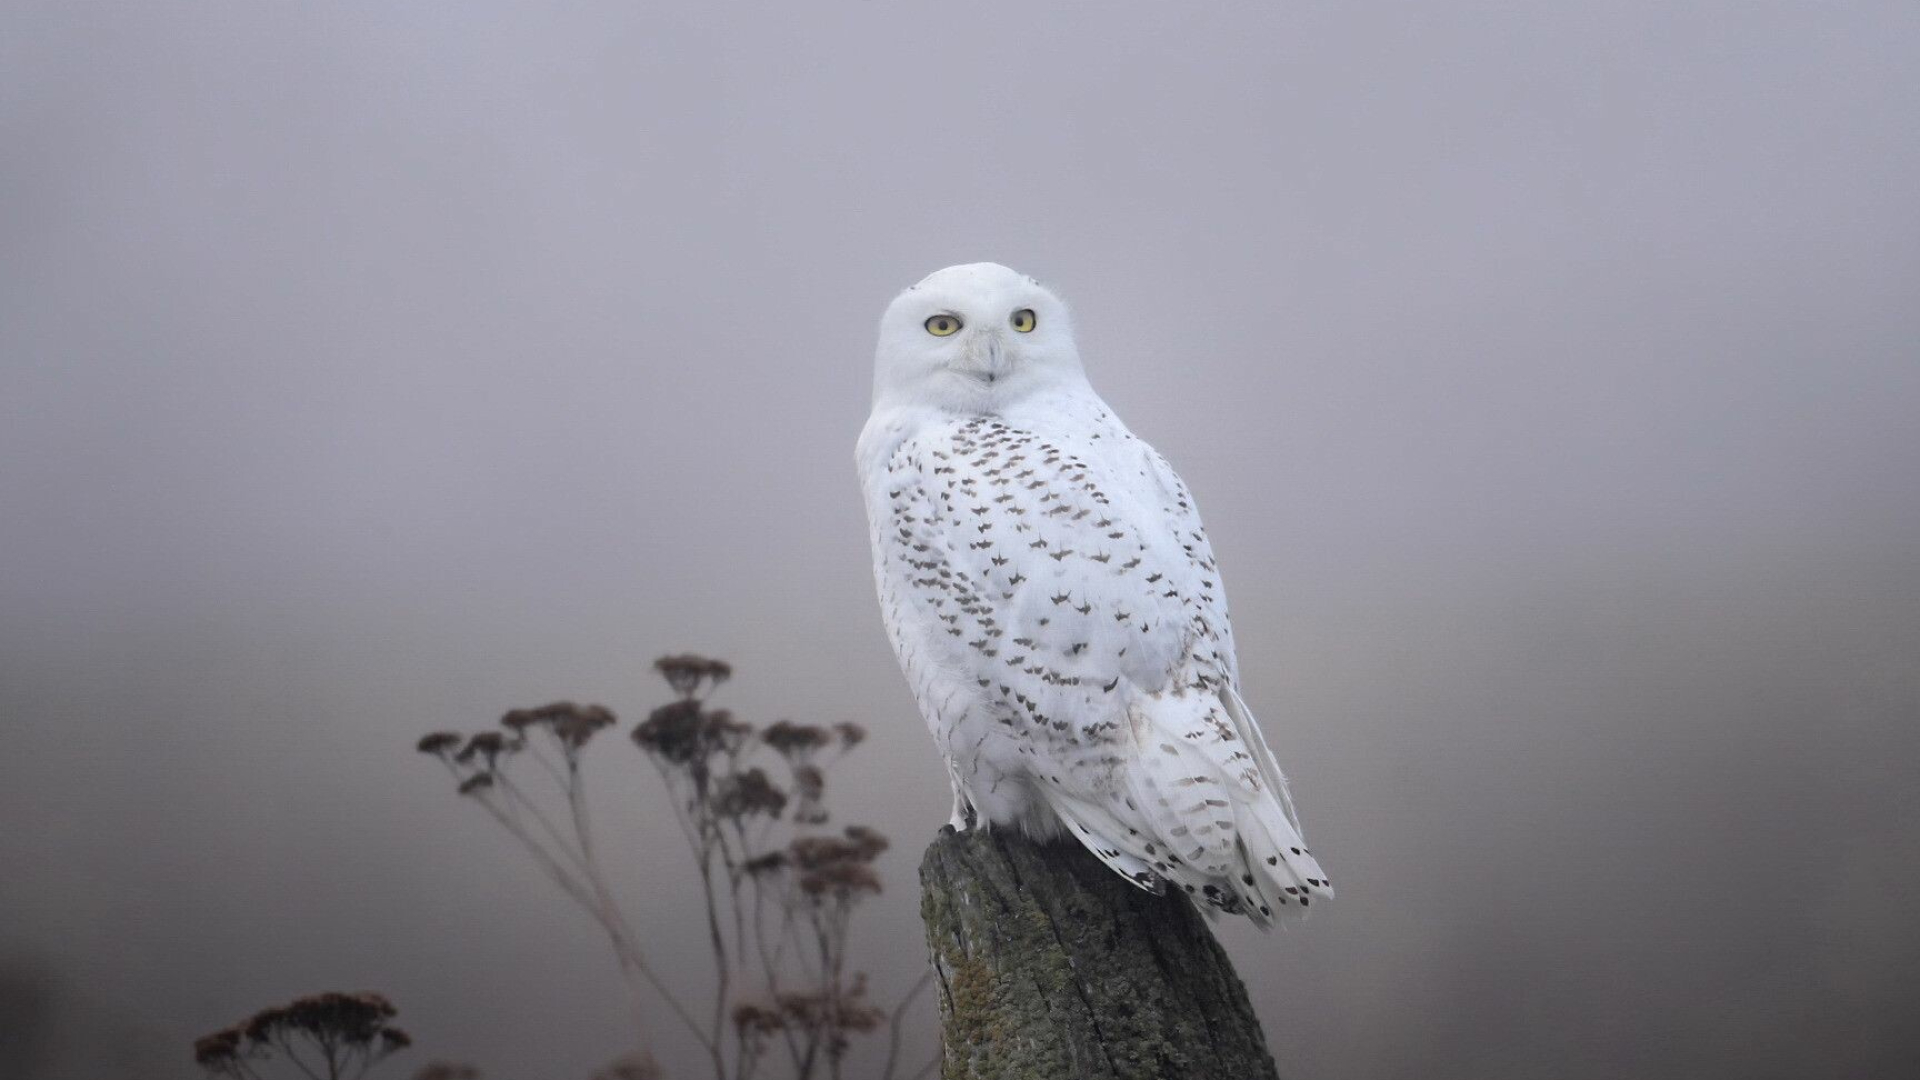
[877,413,1329,923]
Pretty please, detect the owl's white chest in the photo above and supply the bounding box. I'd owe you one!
[859,393,1234,828]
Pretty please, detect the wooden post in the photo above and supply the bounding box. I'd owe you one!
[919,826,1282,1080]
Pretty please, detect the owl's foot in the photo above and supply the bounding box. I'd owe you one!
[948,792,979,832]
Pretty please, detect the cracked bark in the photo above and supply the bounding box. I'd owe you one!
[919,827,1282,1080]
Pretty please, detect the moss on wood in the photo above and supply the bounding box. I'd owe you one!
[920,827,1281,1080]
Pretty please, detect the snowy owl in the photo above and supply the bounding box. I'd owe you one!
[856,262,1331,923]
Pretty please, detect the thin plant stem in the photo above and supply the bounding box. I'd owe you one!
[493,771,595,878]
[879,971,933,1080]
[419,665,914,1080]
[271,1034,325,1080]
[468,781,709,1054]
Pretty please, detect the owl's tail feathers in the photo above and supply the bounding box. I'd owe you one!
[1035,686,1330,928]
[1095,685,1332,928]
[1219,687,1334,916]
[1230,792,1331,926]
[1045,790,1168,894]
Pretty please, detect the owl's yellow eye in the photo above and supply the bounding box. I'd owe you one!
[925,314,962,337]
[1010,308,1037,333]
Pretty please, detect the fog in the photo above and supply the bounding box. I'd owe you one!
[3,2,1918,1078]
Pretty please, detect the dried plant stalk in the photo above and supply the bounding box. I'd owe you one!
[412,655,932,1080]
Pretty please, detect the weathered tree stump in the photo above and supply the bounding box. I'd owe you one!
[920,826,1281,1080]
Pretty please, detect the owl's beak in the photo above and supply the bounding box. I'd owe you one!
[960,330,1010,384]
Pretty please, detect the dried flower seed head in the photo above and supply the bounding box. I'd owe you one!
[416,732,463,756]
[774,981,883,1035]
[743,850,789,876]
[456,731,511,768]
[843,824,890,861]
[787,835,853,872]
[761,720,830,758]
[513,700,619,749]
[833,721,868,749]
[731,1000,788,1036]
[836,985,885,1035]
[245,991,400,1047]
[799,861,883,898]
[238,1009,277,1044]
[457,774,494,796]
[787,826,888,901]
[788,762,827,825]
[774,989,827,1029]
[203,990,411,1078]
[653,654,732,699]
[192,1025,246,1070]
[631,699,706,764]
[712,767,787,820]
[706,708,753,756]
[632,701,751,767]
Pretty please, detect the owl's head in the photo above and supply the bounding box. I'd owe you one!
[871,263,1088,413]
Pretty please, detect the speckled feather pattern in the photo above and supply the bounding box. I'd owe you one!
[860,386,1331,925]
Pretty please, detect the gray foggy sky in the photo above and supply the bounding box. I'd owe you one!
[3,2,1919,1078]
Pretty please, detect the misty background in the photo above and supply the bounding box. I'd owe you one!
[4,2,1918,1078]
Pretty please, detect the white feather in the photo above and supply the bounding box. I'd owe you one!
[858,263,1331,925]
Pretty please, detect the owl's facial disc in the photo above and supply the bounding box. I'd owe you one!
[872,263,1085,412]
